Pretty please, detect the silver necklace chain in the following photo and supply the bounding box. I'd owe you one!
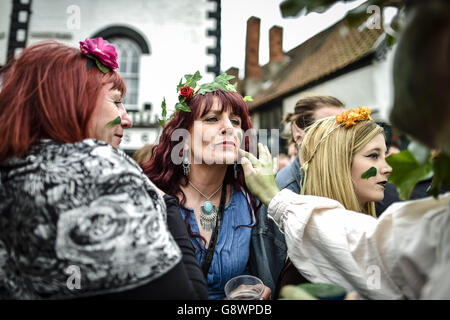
[188,180,223,201]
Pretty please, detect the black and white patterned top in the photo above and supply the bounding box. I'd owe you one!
[0,139,181,299]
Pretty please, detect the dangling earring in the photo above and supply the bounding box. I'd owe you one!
[234,163,238,179]
[182,145,190,176]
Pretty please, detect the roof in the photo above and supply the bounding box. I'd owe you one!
[248,19,385,110]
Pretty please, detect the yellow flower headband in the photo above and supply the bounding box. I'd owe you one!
[336,106,372,127]
[300,107,373,192]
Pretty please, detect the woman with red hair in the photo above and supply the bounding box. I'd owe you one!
[143,74,271,300]
[0,39,206,299]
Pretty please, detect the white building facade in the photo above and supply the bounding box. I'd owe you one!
[0,0,217,153]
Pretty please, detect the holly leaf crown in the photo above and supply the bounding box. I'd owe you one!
[159,71,252,127]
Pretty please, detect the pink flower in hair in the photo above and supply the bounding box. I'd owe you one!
[79,37,119,70]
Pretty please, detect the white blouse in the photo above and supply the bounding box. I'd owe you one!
[267,189,450,299]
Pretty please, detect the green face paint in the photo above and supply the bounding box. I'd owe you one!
[105,116,121,128]
[361,167,377,179]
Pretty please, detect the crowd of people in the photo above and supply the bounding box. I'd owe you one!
[0,36,448,300]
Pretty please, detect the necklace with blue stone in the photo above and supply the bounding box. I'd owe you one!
[188,180,223,232]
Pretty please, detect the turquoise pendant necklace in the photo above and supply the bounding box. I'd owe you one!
[188,180,223,232]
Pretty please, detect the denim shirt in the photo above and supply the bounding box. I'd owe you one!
[180,188,253,300]
[275,155,302,194]
[248,155,302,293]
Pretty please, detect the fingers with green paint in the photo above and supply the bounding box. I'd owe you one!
[239,144,280,206]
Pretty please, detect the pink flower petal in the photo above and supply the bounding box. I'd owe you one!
[79,37,119,70]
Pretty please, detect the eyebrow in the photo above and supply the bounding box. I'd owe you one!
[206,109,240,118]
[367,147,388,154]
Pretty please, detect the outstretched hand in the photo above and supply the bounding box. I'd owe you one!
[239,143,280,206]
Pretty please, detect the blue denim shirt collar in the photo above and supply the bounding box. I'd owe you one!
[276,155,302,193]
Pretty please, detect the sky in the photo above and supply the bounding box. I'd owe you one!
[221,0,367,78]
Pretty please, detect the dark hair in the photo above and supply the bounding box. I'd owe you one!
[0,41,126,162]
[292,95,345,129]
[142,90,260,248]
[282,95,345,145]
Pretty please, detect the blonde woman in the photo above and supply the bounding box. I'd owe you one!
[300,115,389,217]
[240,107,450,299]
[271,112,390,297]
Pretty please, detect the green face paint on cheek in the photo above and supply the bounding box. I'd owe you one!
[105,116,121,128]
[361,167,377,179]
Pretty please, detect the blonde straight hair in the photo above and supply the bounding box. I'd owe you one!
[301,117,384,217]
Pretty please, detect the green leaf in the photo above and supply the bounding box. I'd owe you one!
[280,0,340,17]
[304,0,338,14]
[386,34,397,47]
[299,283,347,299]
[161,97,167,118]
[429,153,450,198]
[225,83,237,92]
[243,96,253,102]
[158,119,166,127]
[361,167,377,179]
[280,0,308,18]
[189,71,202,87]
[345,1,372,26]
[177,78,185,91]
[175,102,191,112]
[216,73,235,82]
[184,71,202,89]
[214,74,236,91]
[95,59,110,74]
[279,285,317,300]
[197,83,217,95]
[386,150,433,200]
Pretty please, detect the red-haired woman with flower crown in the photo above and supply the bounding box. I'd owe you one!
[0,39,207,299]
[142,73,271,300]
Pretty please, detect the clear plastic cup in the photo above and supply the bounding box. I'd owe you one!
[224,275,264,300]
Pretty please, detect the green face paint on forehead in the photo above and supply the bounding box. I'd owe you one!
[105,116,121,128]
[361,167,377,179]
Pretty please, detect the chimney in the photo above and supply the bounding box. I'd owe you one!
[244,16,262,97]
[245,16,262,80]
[269,26,284,63]
[268,25,285,78]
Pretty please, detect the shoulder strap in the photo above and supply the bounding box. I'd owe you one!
[201,182,227,278]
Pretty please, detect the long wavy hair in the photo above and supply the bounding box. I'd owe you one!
[0,41,125,162]
[142,90,259,245]
[301,117,384,217]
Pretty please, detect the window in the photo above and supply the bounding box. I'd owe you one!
[107,37,141,111]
